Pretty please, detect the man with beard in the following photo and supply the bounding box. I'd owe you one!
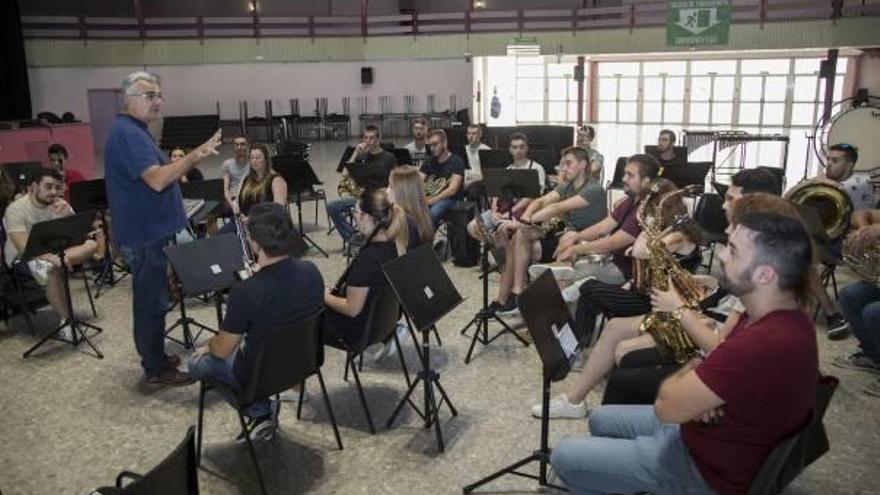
[421,129,466,226]
[649,129,685,176]
[550,206,818,495]
[405,117,429,168]
[221,136,250,210]
[3,169,99,340]
[462,124,492,190]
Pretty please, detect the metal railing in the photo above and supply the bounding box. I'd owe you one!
[21,0,880,40]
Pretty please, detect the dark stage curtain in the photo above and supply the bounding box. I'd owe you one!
[0,0,32,120]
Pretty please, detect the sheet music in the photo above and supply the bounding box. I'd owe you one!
[552,322,578,359]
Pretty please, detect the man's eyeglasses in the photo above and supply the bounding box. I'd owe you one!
[131,91,165,102]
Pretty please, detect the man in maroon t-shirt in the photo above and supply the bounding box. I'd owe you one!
[48,143,86,201]
[550,211,818,495]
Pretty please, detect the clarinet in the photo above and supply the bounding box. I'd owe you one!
[233,210,257,280]
[330,225,383,296]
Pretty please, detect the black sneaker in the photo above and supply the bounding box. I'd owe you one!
[826,313,850,340]
[235,415,276,444]
[496,295,521,316]
[488,300,503,313]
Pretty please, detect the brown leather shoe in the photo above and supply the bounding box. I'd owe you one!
[146,369,195,387]
[165,354,181,368]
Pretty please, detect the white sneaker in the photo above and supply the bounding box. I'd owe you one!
[372,322,408,362]
[528,263,575,282]
[531,393,588,419]
[27,259,54,286]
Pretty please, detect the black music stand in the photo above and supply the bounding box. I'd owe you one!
[273,155,329,257]
[163,234,243,348]
[2,161,43,193]
[69,179,129,298]
[461,168,539,364]
[181,178,226,233]
[21,211,104,359]
[478,149,512,171]
[463,270,574,493]
[663,161,712,189]
[383,244,463,452]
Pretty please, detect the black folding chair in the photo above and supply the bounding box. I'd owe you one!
[195,309,342,495]
[93,426,199,495]
[323,284,411,434]
[692,193,729,273]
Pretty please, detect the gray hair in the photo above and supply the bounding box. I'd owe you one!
[121,71,159,96]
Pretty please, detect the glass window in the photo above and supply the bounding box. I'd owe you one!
[740,103,761,125]
[599,78,617,101]
[666,78,685,101]
[740,77,763,101]
[516,101,543,122]
[793,76,818,101]
[691,77,711,101]
[548,78,576,99]
[619,78,639,101]
[644,77,663,101]
[643,61,686,76]
[516,79,544,101]
[763,103,785,125]
[598,102,616,122]
[690,103,710,124]
[740,58,789,75]
[664,102,684,123]
[794,58,821,74]
[691,60,737,75]
[598,62,639,77]
[712,103,732,125]
[547,62,576,78]
[713,77,735,100]
[643,102,662,123]
[619,102,637,122]
[548,101,577,123]
[791,103,816,126]
[764,76,788,102]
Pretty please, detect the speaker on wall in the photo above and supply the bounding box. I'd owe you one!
[361,67,374,85]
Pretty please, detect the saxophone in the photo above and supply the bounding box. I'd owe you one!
[424,175,450,197]
[635,185,706,363]
[337,168,363,199]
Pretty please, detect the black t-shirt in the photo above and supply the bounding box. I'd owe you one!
[239,173,284,216]
[324,241,398,334]
[350,150,396,190]
[420,153,466,199]
[224,258,324,384]
[650,150,686,176]
[406,215,426,251]
[184,168,204,182]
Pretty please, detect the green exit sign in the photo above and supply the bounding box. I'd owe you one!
[667,0,731,46]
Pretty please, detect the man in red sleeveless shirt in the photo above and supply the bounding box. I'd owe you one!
[550,210,818,495]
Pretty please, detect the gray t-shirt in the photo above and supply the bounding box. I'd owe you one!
[3,194,66,263]
[221,157,251,196]
[554,179,607,230]
[405,141,428,168]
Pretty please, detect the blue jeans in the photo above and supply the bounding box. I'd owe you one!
[327,197,356,241]
[429,197,456,227]
[119,236,173,377]
[550,405,717,495]
[838,281,880,362]
[187,351,271,419]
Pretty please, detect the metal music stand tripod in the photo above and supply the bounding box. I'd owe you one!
[383,244,463,452]
[461,168,540,363]
[274,155,329,257]
[161,235,244,349]
[22,211,104,359]
[464,271,574,493]
[69,179,129,298]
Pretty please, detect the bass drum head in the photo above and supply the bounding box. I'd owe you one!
[827,105,880,172]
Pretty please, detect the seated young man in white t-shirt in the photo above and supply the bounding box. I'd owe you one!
[3,169,98,338]
[467,132,544,242]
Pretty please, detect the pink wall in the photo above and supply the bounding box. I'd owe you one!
[28,59,474,122]
[0,123,96,178]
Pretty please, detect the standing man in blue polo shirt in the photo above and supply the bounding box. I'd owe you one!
[105,71,221,387]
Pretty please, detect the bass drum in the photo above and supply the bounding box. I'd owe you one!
[825,105,880,172]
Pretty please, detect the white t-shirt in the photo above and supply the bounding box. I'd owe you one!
[3,194,67,264]
[841,173,876,211]
[464,143,492,187]
[405,141,428,168]
[220,157,251,196]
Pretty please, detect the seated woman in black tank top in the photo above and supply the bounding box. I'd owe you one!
[217,143,287,236]
[388,165,434,251]
[323,188,408,348]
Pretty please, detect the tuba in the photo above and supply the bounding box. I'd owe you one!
[635,185,706,363]
[784,179,853,241]
[841,231,880,286]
